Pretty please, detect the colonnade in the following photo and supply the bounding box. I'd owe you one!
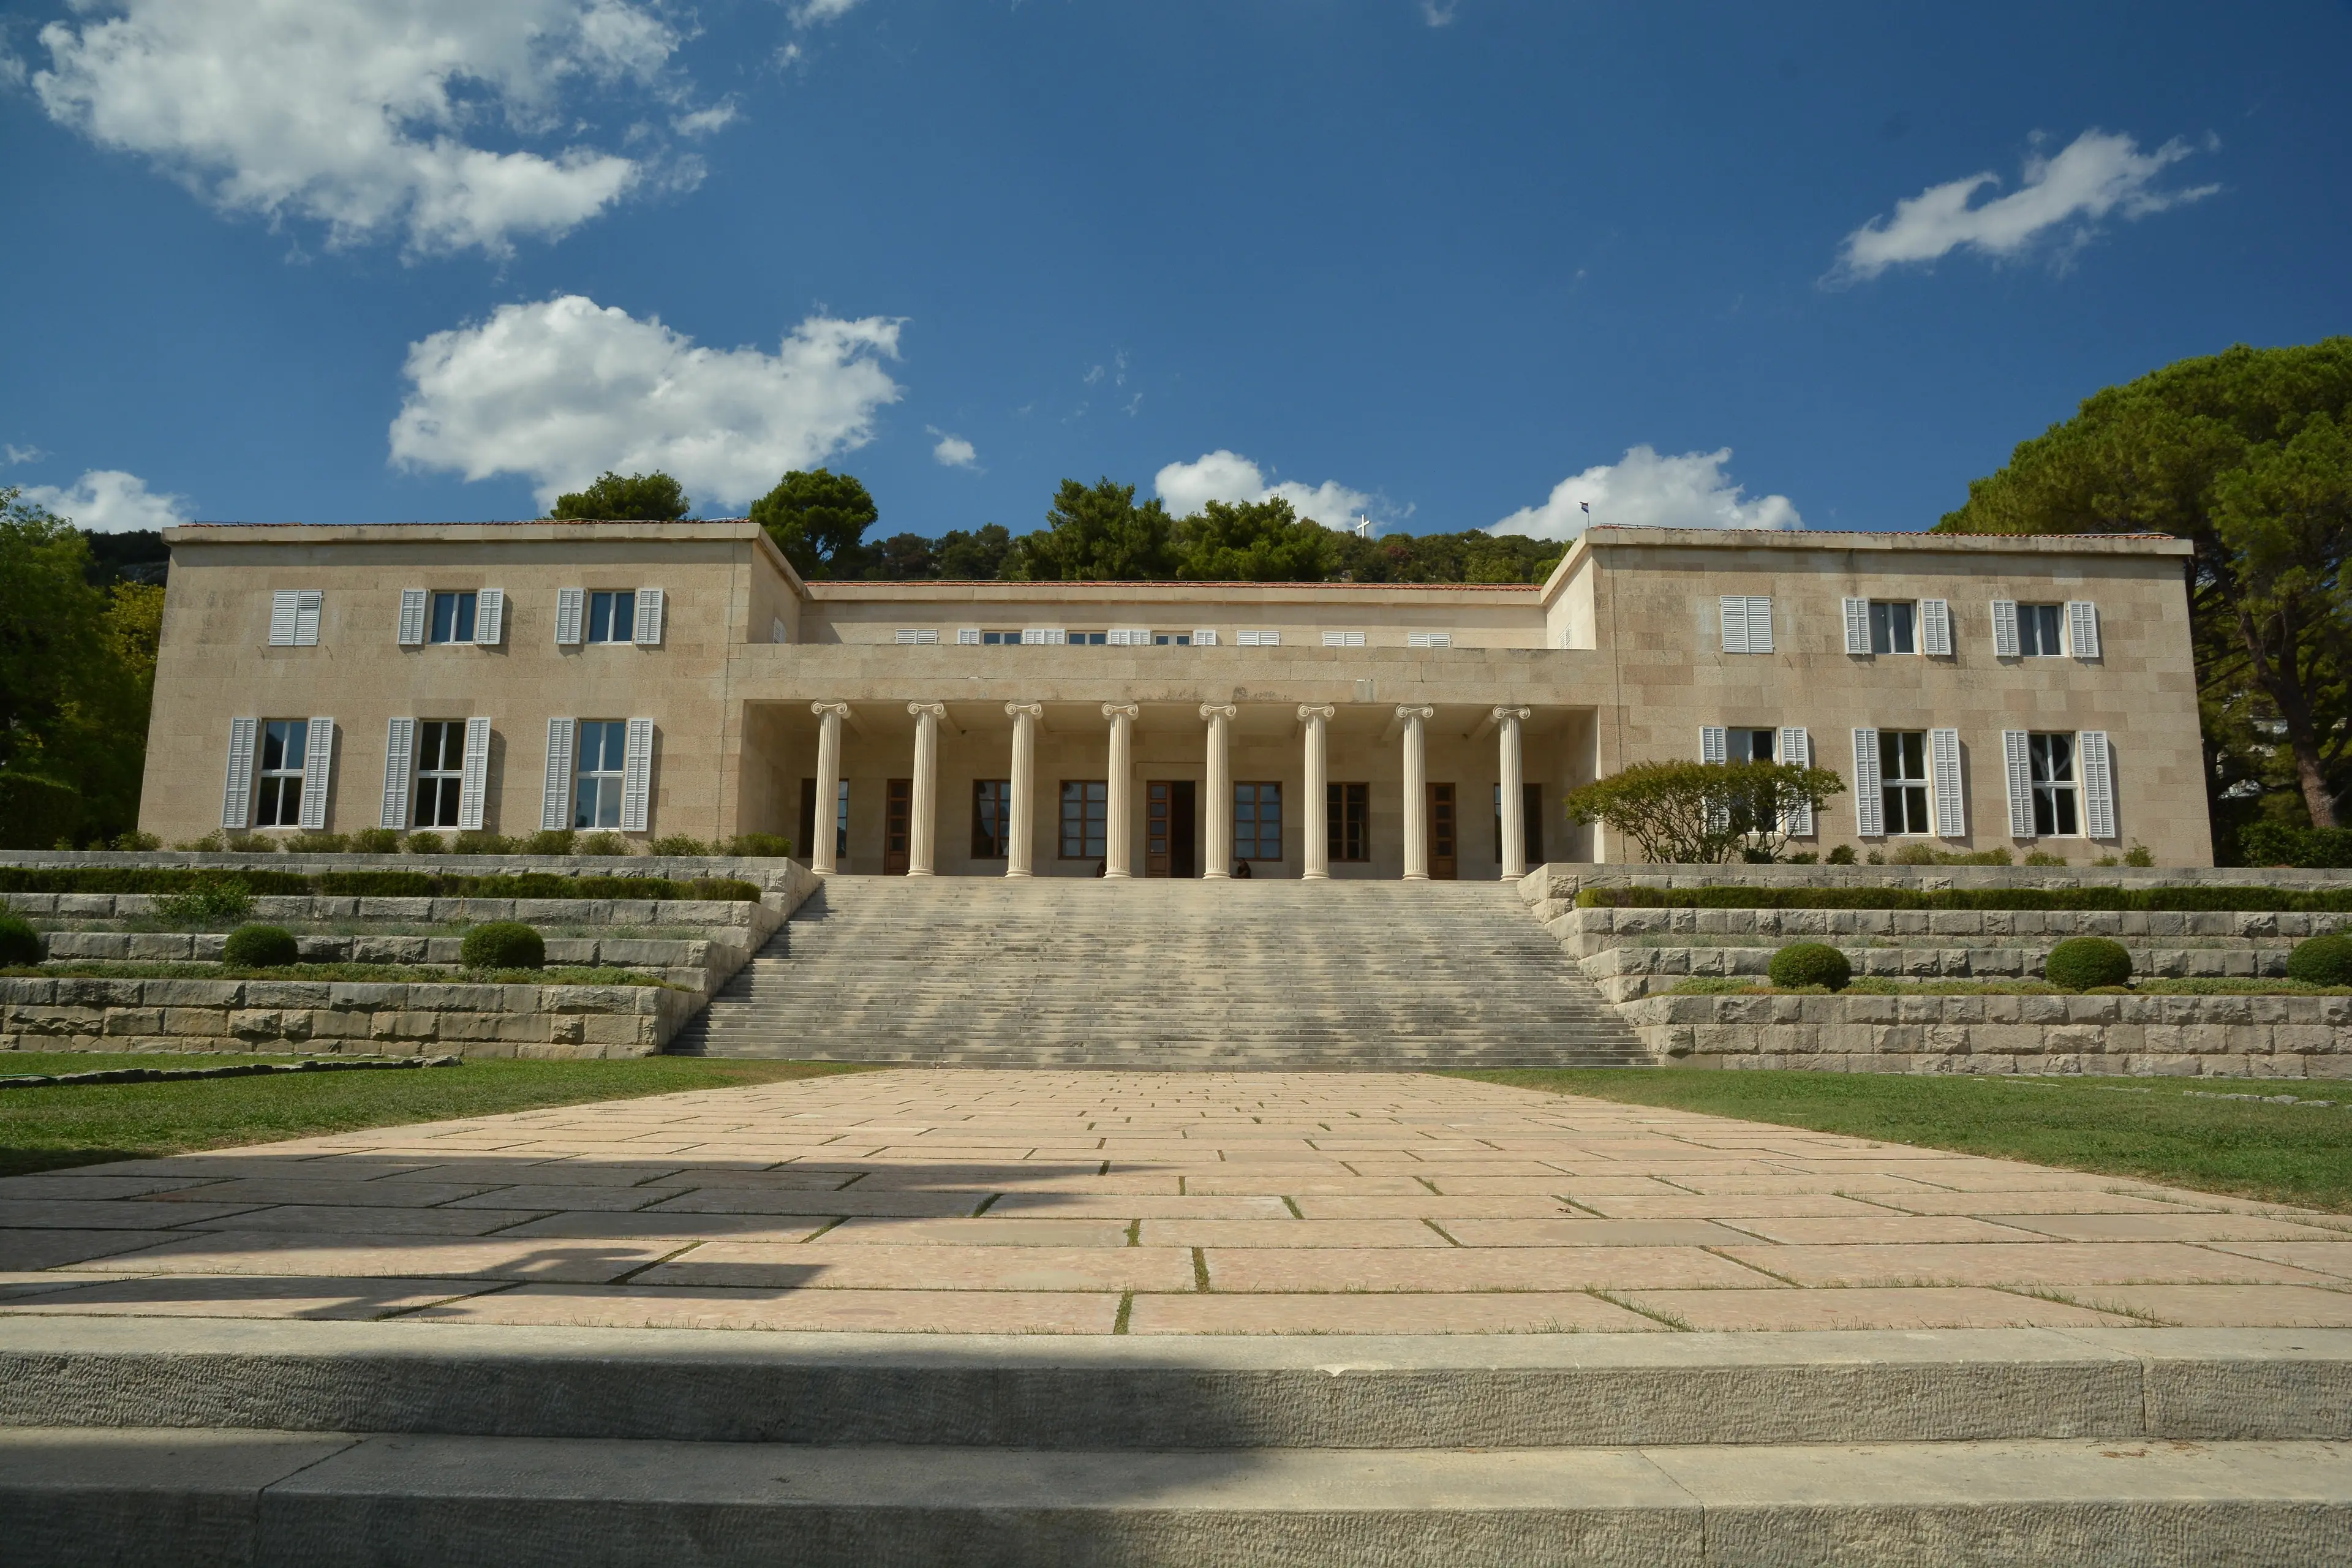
[807,700,1537,880]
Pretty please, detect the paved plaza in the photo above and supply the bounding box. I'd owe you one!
[5,1069,2351,1335]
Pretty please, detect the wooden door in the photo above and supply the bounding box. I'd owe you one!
[1428,782,1457,880]
[1145,781,1199,878]
[884,778,911,874]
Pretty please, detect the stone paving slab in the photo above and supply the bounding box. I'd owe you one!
[1,1068,2348,1334]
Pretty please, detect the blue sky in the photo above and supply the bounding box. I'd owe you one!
[2,1,2346,543]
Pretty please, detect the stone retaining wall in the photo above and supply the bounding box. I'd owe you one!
[5,893,771,927]
[0,976,698,1058]
[1540,904,2350,957]
[1518,862,2352,901]
[1581,944,2307,1003]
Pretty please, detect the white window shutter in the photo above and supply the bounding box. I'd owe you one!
[380,718,415,830]
[1991,599,2020,659]
[2068,600,2100,659]
[293,591,323,647]
[222,718,257,829]
[957,628,982,645]
[1851,728,1883,837]
[619,718,655,832]
[457,715,492,831]
[474,589,504,646]
[541,718,576,832]
[398,589,428,646]
[1746,597,1774,654]
[1780,727,1814,835]
[2080,731,2116,839]
[1843,597,1870,654]
[1700,726,1728,764]
[296,718,334,830]
[1719,596,1748,654]
[268,592,300,647]
[555,588,584,645]
[634,587,665,646]
[1929,727,1964,839]
[1920,598,1952,657]
[2003,729,2034,837]
[1022,627,1065,645]
[1192,629,1218,646]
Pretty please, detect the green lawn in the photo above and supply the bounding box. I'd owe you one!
[1451,1069,2352,1213]
[0,1053,875,1178]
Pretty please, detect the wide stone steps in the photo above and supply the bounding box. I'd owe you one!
[673,878,1644,1068]
[6,1319,2348,1566]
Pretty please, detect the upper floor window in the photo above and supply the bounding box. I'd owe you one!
[255,719,309,826]
[1236,629,1280,647]
[1869,601,1915,654]
[1718,596,1773,654]
[1992,598,2097,660]
[268,590,322,647]
[1068,631,1109,646]
[1406,631,1452,649]
[2018,603,2064,657]
[587,591,636,644]
[430,592,477,644]
[894,628,940,645]
[1153,632,1194,646]
[1321,631,1366,647]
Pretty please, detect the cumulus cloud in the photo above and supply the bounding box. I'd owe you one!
[29,0,713,257]
[1487,447,1800,542]
[19,469,192,533]
[1153,450,1378,530]
[388,295,904,510]
[1831,129,2218,283]
[930,431,977,469]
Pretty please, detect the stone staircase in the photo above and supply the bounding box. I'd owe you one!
[670,876,1645,1069]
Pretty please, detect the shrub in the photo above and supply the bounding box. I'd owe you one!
[0,913,45,965]
[649,834,708,856]
[524,829,576,856]
[726,833,793,858]
[1575,884,2352,914]
[2125,843,2155,867]
[111,831,162,851]
[151,875,255,927]
[1566,758,1848,864]
[2024,851,2068,866]
[222,924,300,968]
[291,832,349,853]
[2046,937,2132,989]
[451,832,516,854]
[578,831,628,856]
[312,871,439,897]
[224,832,280,853]
[1825,844,1856,865]
[404,831,446,854]
[2236,822,2352,869]
[173,832,225,852]
[461,921,545,970]
[350,828,402,854]
[2286,935,2352,987]
[1768,942,1852,990]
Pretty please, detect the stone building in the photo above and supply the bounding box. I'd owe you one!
[141,520,2212,872]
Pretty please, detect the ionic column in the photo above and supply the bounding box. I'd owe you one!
[809,703,848,874]
[1102,703,1138,879]
[1005,702,1041,878]
[1298,704,1335,880]
[1398,705,1434,881]
[1200,703,1237,879]
[907,703,944,876]
[1494,706,1532,880]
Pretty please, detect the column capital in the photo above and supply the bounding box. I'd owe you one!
[1296,704,1336,723]
[1199,703,1238,722]
[1491,705,1533,725]
[811,701,850,719]
[1004,701,1043,720]
[1395,704,1436,722]
[907,701,946,720]
[1101,702,1139,722]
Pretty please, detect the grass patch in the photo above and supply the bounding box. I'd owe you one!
[6,963,671,986]
[0,1052,878,1178]
[1449,1068,2352,1212]
[1664,976,2352,998]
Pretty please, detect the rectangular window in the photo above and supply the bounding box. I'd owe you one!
[835,780,850,857]
[2029,733,2080,835]
[1106,629,1152,646]
[972,779,1012,858]
[1406,631,1452,649]
[894,628,939,645]
[587,591,636,644]
[1152,632,1194,646]
[2018,603,2065,657]
[268,590,322,647]
[412,720,469,827]
[1879,730,1932,835]
[429,591,477,644]
[1236,629,1280,646]
[1059,780,1107,859]
[1328,782,1370,862]
[1021,628,1066,645]
[1234,782,1283,862]
[1719,596,1773,654]
[254,719,309,826]
[1868,601,1916,654]
[1728,728,1774,763]
[1068,631,1109,646]
[981,630,1021,645]
[573,720,628,829]
[1321,631,1366,647]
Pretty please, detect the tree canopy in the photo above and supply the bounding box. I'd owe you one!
[550,470,691,521]
[1936,339,2352,843]
[751,468,881,579]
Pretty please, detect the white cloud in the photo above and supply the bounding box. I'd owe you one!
[930,431,977,469]
[19,469,192,533]
[1420,2,1459,26]
[29,1,714,257]
[388,295,904,510]
[4,444,50,466]
[1153,450,1378,530]
[673,101,738,137]
[791,0,865,24]
[1832,129,2218,283]
[1488,447,1800,542]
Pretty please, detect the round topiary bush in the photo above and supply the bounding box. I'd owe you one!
[0,913,46,966]
[221,924,300,968]
[2045,937,2133,990]
[1768,941,1851,991]
[2286,934,2352,987]
[461,921,545,971]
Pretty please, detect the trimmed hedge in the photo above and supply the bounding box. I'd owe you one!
[1768,942,1851,990]
[2287,935,2352,986]
[2045,937,2133,989]
[221,925,300,968]
[459,921,546,970]
[0,913,44,965]
[1575,884,2352,914]
[0,867,761,902]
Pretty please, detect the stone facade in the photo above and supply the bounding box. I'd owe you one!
[144,521,2211,873]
